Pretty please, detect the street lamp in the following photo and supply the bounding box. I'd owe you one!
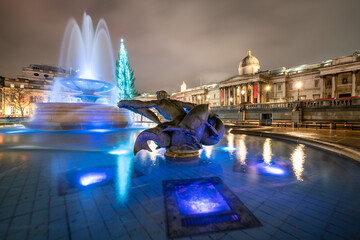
[265,85,270,102]
[296,82,302,101]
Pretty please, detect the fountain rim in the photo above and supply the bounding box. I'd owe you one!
[57,77,115,93]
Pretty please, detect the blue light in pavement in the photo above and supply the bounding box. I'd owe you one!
[79,172,108,186]
[175,183,231,215]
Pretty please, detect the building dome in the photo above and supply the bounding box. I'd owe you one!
[238,50,260,75]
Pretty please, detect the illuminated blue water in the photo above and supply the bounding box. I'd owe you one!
[0,126,359,238]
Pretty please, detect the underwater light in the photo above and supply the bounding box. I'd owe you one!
[108,149,130,155]
[79,172,108,186]
[263,165,285,175]
[220,146,237,152]
[90,129,112,133]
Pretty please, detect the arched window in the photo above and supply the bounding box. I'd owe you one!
[30,96,34,103]
[35,96,38,102]
[327,80,332,86]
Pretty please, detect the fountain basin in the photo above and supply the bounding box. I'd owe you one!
[23,103,132,130]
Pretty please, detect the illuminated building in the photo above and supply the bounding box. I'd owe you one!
[0,64,68,117]
[171,50,360,106]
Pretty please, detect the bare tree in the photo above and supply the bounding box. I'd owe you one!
[4,88,30,117]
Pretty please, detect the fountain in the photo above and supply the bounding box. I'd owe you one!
[24,12,132,130]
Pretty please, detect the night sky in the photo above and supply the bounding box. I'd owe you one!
[0,0,359,93]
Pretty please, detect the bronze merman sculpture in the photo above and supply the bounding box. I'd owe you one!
[118,90,224,160]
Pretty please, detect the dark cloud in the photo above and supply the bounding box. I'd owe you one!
[0,0,359,93]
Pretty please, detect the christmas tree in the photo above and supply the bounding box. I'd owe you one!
[115,39,137,101]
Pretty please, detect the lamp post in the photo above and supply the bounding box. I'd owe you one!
[296,82,302,101]
[265,85,270,102]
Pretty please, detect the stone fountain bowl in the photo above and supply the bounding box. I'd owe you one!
[59,78,114,94]
[22,103,133,130]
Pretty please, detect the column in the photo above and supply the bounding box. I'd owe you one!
[233,86,236,105]
[331,74,336,98]
[282,82,286,99]
[319,76,324,98]
[244,84,248,103]
[250,83,254,103]
[239,85,242,104]
[352,71,357,96]
[228,87,231,105]
[257,82,261,103]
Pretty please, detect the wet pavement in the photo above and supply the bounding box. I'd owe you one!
[231,127,360,162]
[0,126,360,240]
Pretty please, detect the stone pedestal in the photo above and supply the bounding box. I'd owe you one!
[164,149,200,162]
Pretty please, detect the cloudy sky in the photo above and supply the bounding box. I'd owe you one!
[0,0,359,93]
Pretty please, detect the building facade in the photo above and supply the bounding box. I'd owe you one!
[171,50,360,107]
[0,64,68,117]
[171,83,220,107]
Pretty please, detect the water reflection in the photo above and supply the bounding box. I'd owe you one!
[219,133,237,152]
[235,135,247,165]
[291,144,306,181]
[148,140,159,161]
[115,132,135,203]
[262,138,272,165]
[203,145,213,159]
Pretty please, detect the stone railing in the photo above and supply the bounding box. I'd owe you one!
[211,97,360,111]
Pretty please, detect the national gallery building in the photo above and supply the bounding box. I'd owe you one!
[171,50,360,106]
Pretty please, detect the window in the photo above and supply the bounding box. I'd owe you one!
[34,73,39,76]
[328,95,332,98]
[327,80,332,86]
[300,95,306,100]
[40,97,43,102]
[10,107,15,115]
[10,94,15,102]
[315,80,319,88]
[288,83,292,90]
[277,84,282,90]
[35,96,38,102]
[313,94,320,100]
[10,84,14,88]
[44,74,49,78]
[30,96,34,103]
[20,84,24,88]
[289,97,294,102]
[342,78,348,84]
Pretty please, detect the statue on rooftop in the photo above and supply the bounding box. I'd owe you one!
[118,90,225,160]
